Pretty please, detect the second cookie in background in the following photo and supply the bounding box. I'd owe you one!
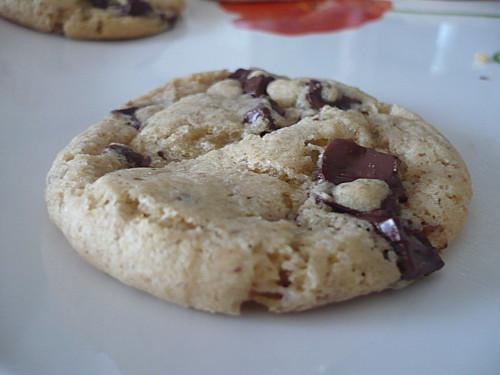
[0,0,183,39]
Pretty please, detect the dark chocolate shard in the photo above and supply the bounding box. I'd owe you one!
[318,138,443,280]
[106,143,151,167]
[244,104,278,132]
[379,221,444,280]
[122,0,153,16]
[332,96,362,110]
[278,269,291,287]
[320,138,406,202]
[306,80,361,111]
[269,98,286,117]
[111,106,141,130]
[89,0,108,8]
[228,68,275,97]
[244,105,273,126]
[306,80,326,110]
[157,150,168,160]
[159,13,178,27]
[242,75,275,97]
[112,106,139,117]
[228,68,253,81]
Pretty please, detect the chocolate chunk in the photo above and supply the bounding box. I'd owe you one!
[124,0,152,16]
[320,138,406,202]
[106,143,151,167]
[244,104,278,132]
[306,80,361,110]
[90,0,153,15]
[160,13,178,27]
[228,68,253,81]
[382,250,390,260]
[112,106,139,117]
[318,139,443,280]
[380,221,444,279]
[269,98,286,117]
[242,75,275,97]
[89,0,108,8]
[111,106,141,130]
[157,150,168,160]
[228,68,275,97]
[332,96,362,110]
[244,105,273,125]
[306,80,326,110]
[278,269,291,287]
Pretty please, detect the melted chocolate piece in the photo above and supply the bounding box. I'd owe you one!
[278,269,291,287]
[244,104,279,133]
[89,0,153,16]
[269,98,286,117]
[89,0,108,8]
[228,68,253,81]
[306,80,326,110]
[332,96,362,110]
[106,143,151,167]
[381,222,444,279]
[244,105,274,126]
[112,106,138,117]
[228,68,275,97]
[320,139,406,202]
[318,139,443,280]
[157,150,168,160]
[242,75,275,97]
[111,106,141,130]
[306,80,361,111]
[160,13,178,27]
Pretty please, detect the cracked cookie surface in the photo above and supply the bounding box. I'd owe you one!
[46,69,472,314]
[0,0,183,39]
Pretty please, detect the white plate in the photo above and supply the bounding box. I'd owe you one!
[1,1,499,374]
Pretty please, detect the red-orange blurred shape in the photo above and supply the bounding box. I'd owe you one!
[219,0,392,35]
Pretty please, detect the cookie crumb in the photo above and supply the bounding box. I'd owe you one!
[474,52,489,65]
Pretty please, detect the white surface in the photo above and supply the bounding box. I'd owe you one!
[1,1,500,374]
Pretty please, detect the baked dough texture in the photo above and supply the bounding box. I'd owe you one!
[0,0,183,39]
[46,69,472,314]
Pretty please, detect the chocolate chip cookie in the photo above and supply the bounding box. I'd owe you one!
[0,0,183,39]
[46,69,472,314]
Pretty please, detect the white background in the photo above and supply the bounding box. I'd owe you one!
[1,1,500,374]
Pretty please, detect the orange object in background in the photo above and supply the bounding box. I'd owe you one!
[219,0,392,35]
